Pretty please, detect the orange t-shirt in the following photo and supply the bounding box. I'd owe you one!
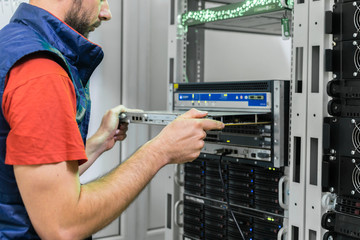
[2,54,87,165]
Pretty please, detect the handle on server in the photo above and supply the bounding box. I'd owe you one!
[174,164,184,187]
[174,200,184,228]
[278,175,289,210]
[277,226,288,240]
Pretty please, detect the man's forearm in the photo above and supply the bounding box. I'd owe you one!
[74,141,167,236]
[79,133,108,175]
[69,141,168,238]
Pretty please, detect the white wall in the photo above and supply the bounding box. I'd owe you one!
[204,31,291,81]
[0,0,27,29]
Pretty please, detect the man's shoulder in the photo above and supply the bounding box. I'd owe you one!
[0,22,40,43]
[0,22,61,76]
[10,53,69,81]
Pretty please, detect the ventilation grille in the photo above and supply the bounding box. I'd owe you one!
[176,81,272,92]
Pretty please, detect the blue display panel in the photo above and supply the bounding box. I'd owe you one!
[178,93,267,107]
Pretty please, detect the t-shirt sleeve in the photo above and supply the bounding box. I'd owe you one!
[2,54,88,165]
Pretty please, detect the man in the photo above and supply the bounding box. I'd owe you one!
[0,0,224,239]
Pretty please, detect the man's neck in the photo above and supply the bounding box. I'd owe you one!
[28,0,69,21]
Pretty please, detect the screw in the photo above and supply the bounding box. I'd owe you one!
[328,236,334,240]
[333,74,337,79]
[354,72,358,77]
[327,218,332,223]
[351,150,356,155]
[353,1,357,6]
[330,187,334,192]
[353,41,358,46]
[353,159,356,164]
[330,149,336,154]
[351,190,356,195]
[352,119,357,124]
[329,156,336,161]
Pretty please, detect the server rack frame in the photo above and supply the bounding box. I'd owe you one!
[166,0,335,240]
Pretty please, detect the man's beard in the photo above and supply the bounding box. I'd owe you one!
[64,1,95,38]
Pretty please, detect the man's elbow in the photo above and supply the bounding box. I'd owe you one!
[35,225,85,240]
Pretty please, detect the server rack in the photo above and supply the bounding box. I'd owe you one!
[165,0,360,239]
[166,1,293,240]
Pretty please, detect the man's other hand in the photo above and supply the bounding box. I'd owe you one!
[149,108,225,166]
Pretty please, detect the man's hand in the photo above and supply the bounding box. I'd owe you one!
[81,105,130,175]
[95,105,129,152]
[149,108,225,166]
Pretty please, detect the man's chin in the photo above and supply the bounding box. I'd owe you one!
[83,31,90,38]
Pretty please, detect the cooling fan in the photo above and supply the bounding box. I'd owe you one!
[349,119,360,193]
[351,119,360,153]
[352,162,360,194]
[354,2,360,35]
[354,3,360,76]
[354,42,360,77]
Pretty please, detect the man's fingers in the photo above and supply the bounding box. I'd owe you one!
[111,105,128,115]
[179,108,208,120]
[112,105,143,116]
[119,123,128,130]
[200,119,225,131]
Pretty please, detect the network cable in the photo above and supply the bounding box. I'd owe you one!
[218,152,246,240]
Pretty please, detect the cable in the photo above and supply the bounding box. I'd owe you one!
[218,152,246,240]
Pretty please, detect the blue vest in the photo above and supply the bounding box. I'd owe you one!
[0,3,103,239]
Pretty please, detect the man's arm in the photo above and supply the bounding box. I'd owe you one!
[14,109,224,240]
